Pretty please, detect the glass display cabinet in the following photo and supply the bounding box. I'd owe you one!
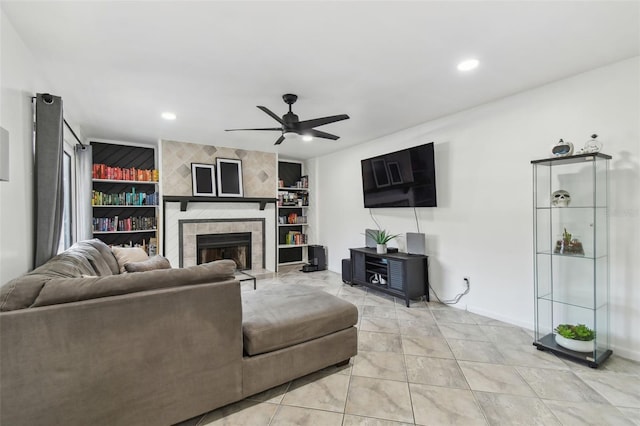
[532,153,612,368]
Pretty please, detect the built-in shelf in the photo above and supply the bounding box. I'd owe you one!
[278,244,309,249]
[278,223,309,227]
[93,230,157,234]
[92,205,158,208]
[278,187,309,192]
[163,196,278,211]
[93,179,158,185]
[278,260,306,266]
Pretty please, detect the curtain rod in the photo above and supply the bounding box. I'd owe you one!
[32,95,85,147]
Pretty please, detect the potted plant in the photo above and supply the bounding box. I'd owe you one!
[554,323,595,352]
[366,229,399,254]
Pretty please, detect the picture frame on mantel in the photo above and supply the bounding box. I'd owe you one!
[191,163,216,197]
[216,158,244,197]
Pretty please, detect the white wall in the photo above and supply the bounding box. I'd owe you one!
[0,11,42,284]
[315,57,640,360]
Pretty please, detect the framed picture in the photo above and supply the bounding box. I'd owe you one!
[216,158,244,197]
[191,163,216,196]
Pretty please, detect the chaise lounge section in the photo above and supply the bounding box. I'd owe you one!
[0,239,358,426]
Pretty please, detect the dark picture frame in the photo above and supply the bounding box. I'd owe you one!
[216,158,244,197]
[191,163,216,196]
[387,161,403,184]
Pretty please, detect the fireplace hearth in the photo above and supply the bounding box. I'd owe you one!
[197,232,252,270]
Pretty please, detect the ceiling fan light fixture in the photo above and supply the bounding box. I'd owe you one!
[302,135,313,142]
[457,58,479,72]
[283,131,299,139]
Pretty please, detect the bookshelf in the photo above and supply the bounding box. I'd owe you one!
[91,141,159,252]
[277,161,309,267]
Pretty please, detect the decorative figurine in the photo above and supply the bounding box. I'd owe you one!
[552,139,574,157]
[584,133,602,153]
[554,227,584,255]
[551,190,571,207]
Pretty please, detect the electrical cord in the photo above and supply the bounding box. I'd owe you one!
[429,277,470,305]
[369,209,381,229]
[413,208,420,233]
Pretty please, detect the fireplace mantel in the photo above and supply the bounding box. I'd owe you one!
[164,196,277,211]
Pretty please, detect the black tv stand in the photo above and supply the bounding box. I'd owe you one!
[349,247,429,307]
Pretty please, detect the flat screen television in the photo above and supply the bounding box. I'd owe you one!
[361,142,437,208]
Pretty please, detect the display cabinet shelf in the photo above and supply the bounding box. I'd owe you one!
[532,152,612,368]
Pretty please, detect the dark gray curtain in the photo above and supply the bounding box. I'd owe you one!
[34,93,64,267]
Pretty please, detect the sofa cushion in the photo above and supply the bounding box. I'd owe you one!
[84,238,120,275]
[111,246,149,273]
[242,285,358,356]
[31,259,237,307]
[124,255,171,273]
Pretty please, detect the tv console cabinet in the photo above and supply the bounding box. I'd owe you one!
[349,247,429,307]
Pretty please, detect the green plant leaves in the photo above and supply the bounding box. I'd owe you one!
[554,323,595,341]
[366,229,400,244]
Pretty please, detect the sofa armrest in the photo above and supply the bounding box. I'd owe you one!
[0,279,243,426]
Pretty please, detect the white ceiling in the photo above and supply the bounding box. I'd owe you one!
[3,1,639,160]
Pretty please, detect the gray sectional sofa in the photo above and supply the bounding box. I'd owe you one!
[0,239,358,426]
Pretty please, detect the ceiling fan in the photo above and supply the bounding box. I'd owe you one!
[225,94,349,145]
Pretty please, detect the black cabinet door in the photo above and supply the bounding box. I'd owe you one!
[351,250,366,283]
[387,259,404,291]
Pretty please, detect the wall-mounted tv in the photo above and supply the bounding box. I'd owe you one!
[361,142,437,208]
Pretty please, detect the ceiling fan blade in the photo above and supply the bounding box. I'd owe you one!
[274,135,285,145]
[305,129,340,140]
[257,106,285,124]
[225,127,282,132]
[298,114,349,130]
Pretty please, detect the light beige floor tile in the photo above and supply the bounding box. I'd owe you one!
[360,317,400,334]
[447,339,506,363]
[431,308,478,324]
[516,367,608,403]
[345,376,414,423]
[398,319,443,338]
[543,400,635,425]
[199,400,278,425]
[401,335,454,359]
[362,305,397,319]
[342,414,413,426]
[602,355,640,376]
[458,360,535,397]
[409,383,486,425]
[465,312,514,327]
[576,370,640,408]
[474,391,560,425]
[479,325,534,345]
[281,369,350,412]
[405,355,468,388]
[269,405,343,426]
[395,306,435,322]
[363,292,397,307]
[618,407,640,425]
[438,323,491,342]
[497,343,569,369]
[352,350,407,381]
[358,330,403,353]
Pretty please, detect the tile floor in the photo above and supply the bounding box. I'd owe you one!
[176,268,640,426]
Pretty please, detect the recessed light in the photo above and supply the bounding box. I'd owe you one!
[302,135,313,142]
[161,112,176,120]
[457,59,479,72]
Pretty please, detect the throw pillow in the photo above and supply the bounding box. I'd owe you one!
[111,246,149,273]
[124,255,171,273]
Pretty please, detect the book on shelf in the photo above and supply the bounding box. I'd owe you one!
[93,163,159,182]
[92,190,159,206]
[285,231,307,245]
[92,216,157,232]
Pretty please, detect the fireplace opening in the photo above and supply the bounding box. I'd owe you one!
[197,232,251,270]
